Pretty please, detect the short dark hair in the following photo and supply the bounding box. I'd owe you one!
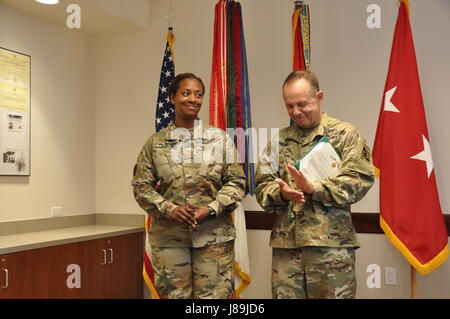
[168,73,205,97]
[282,70,320,93]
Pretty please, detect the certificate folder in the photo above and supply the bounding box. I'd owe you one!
[294,136,342,182]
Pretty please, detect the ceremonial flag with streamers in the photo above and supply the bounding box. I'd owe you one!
[209,0,251,298]
[373,0,448,275]
[144,28,175,299]
[291,1,310,126]
[209,1,227,131]
[292,2,310,71]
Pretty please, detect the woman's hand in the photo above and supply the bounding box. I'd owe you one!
[188,203,211,224]
[169,206,198,227]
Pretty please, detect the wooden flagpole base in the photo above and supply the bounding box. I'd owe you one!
[411,265,417,299]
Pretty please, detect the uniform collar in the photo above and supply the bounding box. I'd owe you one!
[164,120,210,141]
[288,112,329,145]
[164,122,177,140]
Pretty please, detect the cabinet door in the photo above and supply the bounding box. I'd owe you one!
[0,248,52,298]
[107,232,144,299]
[80,238,111,299]
[48,241,91,299]
[48,238,114,299]
[0,257,8,298]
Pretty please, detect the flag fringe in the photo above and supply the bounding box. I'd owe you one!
[380,215,449,275]
[374,165,380,178]
[143,264,160,299]
[233,261,251,299]
[143,214,160,299]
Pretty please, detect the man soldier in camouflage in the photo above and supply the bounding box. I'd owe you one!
[255,70,374,299]
[132,73,245,298]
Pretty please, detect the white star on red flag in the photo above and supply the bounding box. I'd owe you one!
[410,135,434,178]
[384,86,400,113]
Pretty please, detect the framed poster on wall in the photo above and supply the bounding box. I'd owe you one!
[0,47,31,176]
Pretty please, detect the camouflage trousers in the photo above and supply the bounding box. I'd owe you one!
[151,240,234,299]
[272,247,356,299]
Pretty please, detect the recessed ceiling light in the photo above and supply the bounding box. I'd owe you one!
[35,0,59,4]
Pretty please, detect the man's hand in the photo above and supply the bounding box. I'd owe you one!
[287,165,314,194]
[274,178,305,204]
[169,206,197,227]
[188,203,211,224]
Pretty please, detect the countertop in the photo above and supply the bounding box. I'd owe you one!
[0,216,145,255]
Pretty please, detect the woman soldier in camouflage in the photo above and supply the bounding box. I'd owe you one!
[132,73,246,299]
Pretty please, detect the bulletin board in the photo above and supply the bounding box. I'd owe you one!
[0,47,31,176]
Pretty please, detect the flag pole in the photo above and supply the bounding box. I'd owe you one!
[404,1,417,300]
[410,266,417,299]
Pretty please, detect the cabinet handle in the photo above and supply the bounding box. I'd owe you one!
[101,249,107,265]
[1,269,8,289]
[107,248,114,264]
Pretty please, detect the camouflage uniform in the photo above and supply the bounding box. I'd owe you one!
[151,241,235,299]
[132,121,245,299]
[255,113,374,299]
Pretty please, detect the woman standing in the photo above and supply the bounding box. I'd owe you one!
[132,73,245,299]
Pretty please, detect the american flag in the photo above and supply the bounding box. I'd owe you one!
[144,29,176,299]
[155,29,175,132]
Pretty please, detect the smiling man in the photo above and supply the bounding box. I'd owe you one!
[255,70,375,299]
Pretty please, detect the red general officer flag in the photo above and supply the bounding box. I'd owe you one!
[373,0,448,275]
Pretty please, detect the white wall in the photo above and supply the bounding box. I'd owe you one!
[0,4,96,221]
[91,0,150,29]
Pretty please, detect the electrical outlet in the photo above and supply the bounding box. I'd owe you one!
[51,206,63,217]
[385,267,397,285]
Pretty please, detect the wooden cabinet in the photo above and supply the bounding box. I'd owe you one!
[80,232,144,299]
[103,234,143,299]
[0,257,6,298]
[0,232,144,299]
[0,247,52,298]
[49,240,97,299]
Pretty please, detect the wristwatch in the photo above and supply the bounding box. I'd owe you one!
[207,206,217,220]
